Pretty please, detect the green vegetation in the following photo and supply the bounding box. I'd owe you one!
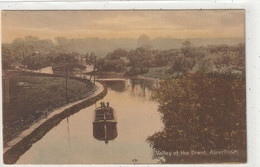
[146,72,246,163]
[93,40,244,78]
[3,72,96,145]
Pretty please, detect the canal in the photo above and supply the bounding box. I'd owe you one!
[17,78,163,164]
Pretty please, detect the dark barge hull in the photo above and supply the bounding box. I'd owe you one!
[93,106,118,142]
[93,122,118,141]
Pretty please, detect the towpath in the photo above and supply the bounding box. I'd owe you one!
[3,82,104,154]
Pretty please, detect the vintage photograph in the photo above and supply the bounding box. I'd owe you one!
[2,10,246,164]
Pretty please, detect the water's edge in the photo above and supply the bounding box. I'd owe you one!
[3,83,108,164]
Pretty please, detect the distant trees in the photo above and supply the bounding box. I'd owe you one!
[208,44,230,54]
[169,40,196,74]
[94,40,244,77]
[150,49,178,67]
[85,52,96,65]
[127,47,152,74]
[181,39,192,57]
[2,44,13,69]
[167,41,245,76]
[96,49,127,72]
[53,52,79,65]
[208,43,245,74]
[2,36,84,70]
[2,36,56,70]
[138,34,152,48]
[96,47,154,75]
[170,56,195,73]
[2,36,245,78]
[233,43,245,72]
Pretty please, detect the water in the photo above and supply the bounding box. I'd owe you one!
[17,78,163,164]
[40,66,53,74]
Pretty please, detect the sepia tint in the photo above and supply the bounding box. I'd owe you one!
[2,10,246,164]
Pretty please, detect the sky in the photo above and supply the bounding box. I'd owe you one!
[1,10,245,43]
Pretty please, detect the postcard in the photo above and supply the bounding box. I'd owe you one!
[1,10,246,164]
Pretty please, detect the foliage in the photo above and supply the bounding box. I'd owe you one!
[2,44,13,69]
[169,42,245,75]
[2,36,245,78]
[181,40,192,57]
[85,52,96,65]
[2,36,83,70]
[140,67,172,79]
[147,72,246,163]
[151,49,178,67]
[126,47,152,74]
[96,47,153,74]
[94,41,244,78]
[96,49,127,72]
[138,34,152,48]
[170,56,195,73]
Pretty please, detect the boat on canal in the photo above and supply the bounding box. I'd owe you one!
[93,102,118,144]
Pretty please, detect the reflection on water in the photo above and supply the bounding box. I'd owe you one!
[130,79,156,91]
[103,80,126,92]
[40,66,53,74]
[17,78,163,164]
[104,79,159,101]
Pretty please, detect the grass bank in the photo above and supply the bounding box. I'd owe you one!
[3,82,107,164]
[139,66,172,80]
[3,71,96,146]
[136,67,181,81]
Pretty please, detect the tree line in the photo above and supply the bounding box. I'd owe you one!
[2,36,81,70]
[2,36,245,78]
[94,40,244,77]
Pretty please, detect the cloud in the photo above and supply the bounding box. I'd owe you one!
[1,10,245,43]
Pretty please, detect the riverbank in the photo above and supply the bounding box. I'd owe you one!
[3,80,107,164]
[138,66,173,80]
[96,71,125,78]
[3,70,96,146]
[96,71,161,81]
[96,67,173,81]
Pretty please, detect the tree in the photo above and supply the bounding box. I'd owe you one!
[147,72,246,163]
[85,52,96,65]
[181,39,192,57]
[2,44,13,69]
[106,48,128,60]
[5,37,59,70]
[53,53,78,65]
[96,49,127,72]
[151,50,175,67]
[138,34,152,48]
[233,43,245,72]
[127,47,152,74]
[171,56,195,73]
